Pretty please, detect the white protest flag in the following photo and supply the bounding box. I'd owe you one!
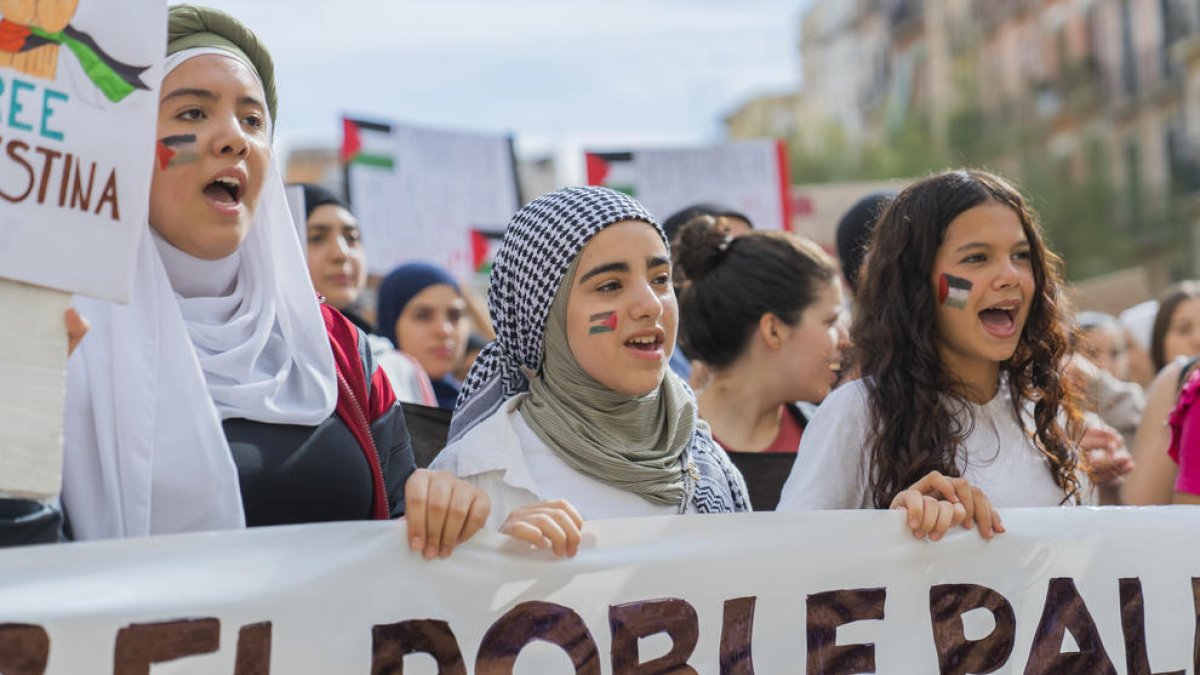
[342,116,519,279]
[0,0,164,498]
[0,508,1196,673]
[585,140,792,231]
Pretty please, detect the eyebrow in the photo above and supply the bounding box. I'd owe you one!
[954,240,1029,253]
[578,255,670,284]
[578,261,628,284]
[160,88,265,111]
[161,87,217,104]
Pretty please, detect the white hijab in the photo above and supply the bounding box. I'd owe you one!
[63,48,336,540]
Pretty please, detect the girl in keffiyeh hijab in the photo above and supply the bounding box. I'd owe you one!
[432,186,751,557]
[62,5,487,560]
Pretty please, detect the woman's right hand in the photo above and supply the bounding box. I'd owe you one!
[500,499,583,558]
[890,470,1005,541]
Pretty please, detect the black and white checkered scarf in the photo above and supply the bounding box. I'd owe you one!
[448,186,749,513]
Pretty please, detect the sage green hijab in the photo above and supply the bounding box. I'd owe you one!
[167,4,278,124]
[518,252,697,507]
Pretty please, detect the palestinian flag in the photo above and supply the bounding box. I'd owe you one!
[584,151,637,197]
[341,117,395,169]
[0,19,149,103]
[938,274,972,309]
[469,228,505,275]
[588,311,618,334]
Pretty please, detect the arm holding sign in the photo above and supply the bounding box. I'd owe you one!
[0,307,85,548]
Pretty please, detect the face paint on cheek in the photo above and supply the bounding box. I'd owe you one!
[156,134,199,170]
[938,273,972,309]
[588,311,618,334]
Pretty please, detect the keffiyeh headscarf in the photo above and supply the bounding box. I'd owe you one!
[450,186,749,513]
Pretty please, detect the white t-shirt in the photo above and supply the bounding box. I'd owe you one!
[777,379,1072,510]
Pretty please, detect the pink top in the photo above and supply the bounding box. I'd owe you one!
[1168,367,1200,495]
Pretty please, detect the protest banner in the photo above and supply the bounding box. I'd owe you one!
[0,0,164,498]
[585,140,792,231]
[341,117,520,279]
[0,507,1196,673]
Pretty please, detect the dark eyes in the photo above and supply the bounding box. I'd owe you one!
[596,274,671,294]
[173,107,266,131]
[960,250,1032,264]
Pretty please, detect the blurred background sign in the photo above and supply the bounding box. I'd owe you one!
[341,116,520,279]
[585,139,793,231]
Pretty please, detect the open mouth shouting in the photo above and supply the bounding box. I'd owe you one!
[624,328,666,360]
[979,299,1021,339]
[203,168,246,215]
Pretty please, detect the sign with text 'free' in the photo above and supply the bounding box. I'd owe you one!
[0,507,1196,673]
[0,0,163,302]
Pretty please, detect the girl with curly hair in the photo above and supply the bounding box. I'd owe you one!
[779,169,1086,532]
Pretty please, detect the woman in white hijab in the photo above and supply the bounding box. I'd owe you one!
[63,5,488,560]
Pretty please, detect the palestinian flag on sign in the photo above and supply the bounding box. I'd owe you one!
[585,151,637,197]
[470,228,505,275]
[341,117,396,169]
[0,19,149,103]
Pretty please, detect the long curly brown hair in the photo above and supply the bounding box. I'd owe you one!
[853,169,1083,508]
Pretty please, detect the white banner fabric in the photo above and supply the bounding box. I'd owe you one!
[0,508,1196,674]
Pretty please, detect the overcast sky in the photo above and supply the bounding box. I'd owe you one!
[195,0,807,178]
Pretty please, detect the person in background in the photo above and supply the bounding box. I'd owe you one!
[454,334,487,384]
[1150,281,1200,373]
[1166,364,1200,504]
[779,170,1093,528]
[835,191,895,301]
[293,182,435,406]
[1071,312,1144,463]
[673,216,843,510]
[1125,281,1200,504]
[1078,311,1131,380]
[378,263,470,409]
[660,204,755,387]
[62,5,488,559]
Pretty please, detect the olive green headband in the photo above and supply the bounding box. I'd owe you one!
[166,4,278,123]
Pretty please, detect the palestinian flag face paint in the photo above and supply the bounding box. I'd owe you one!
[938,274,972,309]
[588,311,618,334]
[156,134,198,170]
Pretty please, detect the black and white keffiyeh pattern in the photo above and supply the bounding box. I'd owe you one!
[449,186,750,514]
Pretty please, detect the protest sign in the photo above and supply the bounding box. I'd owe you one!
[585,140,792,231]
[0,0,163,301]
[0,0,163,499]
[0,507,1196,673]
[341,117,520,279]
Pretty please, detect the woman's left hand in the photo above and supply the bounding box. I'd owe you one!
[890,470,1005,541]
[403,469,491,560]
[1080,424,1135,485]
